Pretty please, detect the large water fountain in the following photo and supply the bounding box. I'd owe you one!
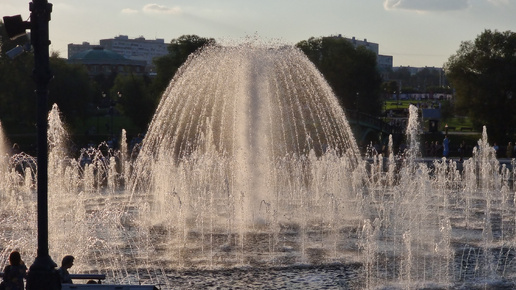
[1,43,516,289]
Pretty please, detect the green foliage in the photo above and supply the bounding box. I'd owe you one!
[49,57,94,133]
[445,29,516,143]
[296,36,383,116]
[382,81,399,95]
[151,35,215,96]
[111,74,155,133]
[0,29,218,149]
[439,100,454,121]
[388,67,448,93]
[0,22,96,142]
[389,67,411,83]
[0,54,96,137]
[0,22,37,135]
[441,116,474,132]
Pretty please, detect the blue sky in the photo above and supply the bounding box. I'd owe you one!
[2,0,515,67]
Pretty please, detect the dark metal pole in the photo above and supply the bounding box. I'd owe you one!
[25,0,59,289]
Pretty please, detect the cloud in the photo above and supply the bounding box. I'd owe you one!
[143,3,182,15]
[384,0,469,12]
[121,8,139,15]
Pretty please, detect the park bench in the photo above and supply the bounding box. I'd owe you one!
[69,273,106,284]
[0,272,106,284]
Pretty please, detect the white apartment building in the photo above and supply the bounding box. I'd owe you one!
[346,36,379,55]
[100,35,168,71]
[68,35,169,72]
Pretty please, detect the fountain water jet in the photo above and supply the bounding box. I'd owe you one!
[129,44,364,270]
[0,44,516,289]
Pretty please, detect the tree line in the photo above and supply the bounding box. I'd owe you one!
[1,22,516,150]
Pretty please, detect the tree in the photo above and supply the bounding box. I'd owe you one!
[0,22,37,136]
[48,56,94,134]
[445,29,516,143]
[413,67,443,90]
[382,80,399,102]
[388,67,448,94]
[296,36,383,116]
[151,35,215,96]
[0,22,97,148]
[389,67,411,88]
[111,74,154,133]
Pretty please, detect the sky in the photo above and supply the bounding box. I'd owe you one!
[2,0,515,67]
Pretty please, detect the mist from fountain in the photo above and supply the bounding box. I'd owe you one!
[0,43,515,289]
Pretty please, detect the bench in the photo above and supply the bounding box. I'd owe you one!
[0,273,106,284]
[61,285,157,289]
[69,274,106,284]
[460,127,473,131]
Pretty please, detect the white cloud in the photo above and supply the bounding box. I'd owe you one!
[121,8,139,15]
[384,0,470,11]
[143,3,182,15]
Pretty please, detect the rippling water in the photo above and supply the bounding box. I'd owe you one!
[124,264,364,289]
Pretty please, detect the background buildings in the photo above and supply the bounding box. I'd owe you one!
[68,35,168,73]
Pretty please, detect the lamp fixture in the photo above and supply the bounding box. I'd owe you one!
[2,15,30,40]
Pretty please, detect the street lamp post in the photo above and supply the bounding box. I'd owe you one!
[3,1,59,289]
[26,1,59,289]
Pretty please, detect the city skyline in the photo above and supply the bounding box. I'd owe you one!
[2,0,515,67]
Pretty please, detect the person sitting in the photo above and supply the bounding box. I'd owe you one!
[57,255,74,284]
[2,251,27,290]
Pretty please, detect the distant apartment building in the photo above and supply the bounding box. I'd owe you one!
[377,55,393,75]
[346,36,379,55]
[68,42,94,58]
[100,35,168,71]
[68,35,168,72]
[338,35,393,76]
